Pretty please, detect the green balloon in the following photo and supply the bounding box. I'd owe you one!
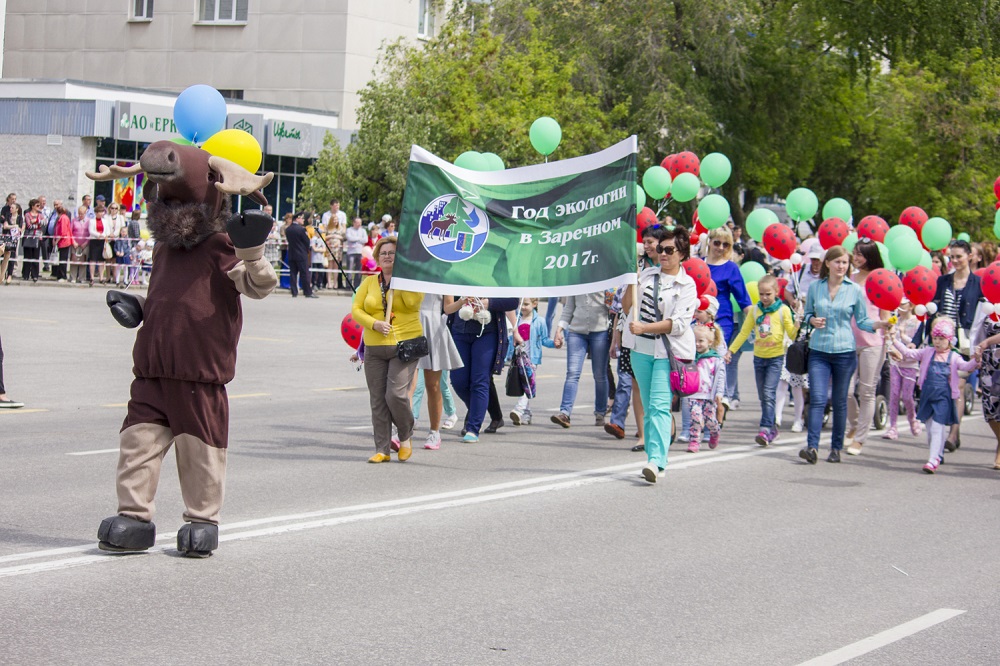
[481,152,505,171]
[529,116,561,156]
[995,209,1000,239]
[786,187,818,222]
[642,166,672,200]
[700,153,732,188]
[884,223,918,248]
[740,260,766,284]
[636,183,646,208]
[921,217,952,251]
[822,198,852,224]
[670,172,701,202]
[918,250,933,270]
[889,235,922,272]
[455,150,487,171]
[698,194,730,229]
[876,241,893,272]
[169,136,195,145]
[746,208,778,242]
[842,231,859,254]
[956,232,971,243]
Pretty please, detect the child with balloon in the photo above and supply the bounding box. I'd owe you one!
[726,275,801,446]
[883,299,923,440]
[686,323,726,452]
[890,318,979,473]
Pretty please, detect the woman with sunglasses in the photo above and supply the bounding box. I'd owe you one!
[705,227,752,411]
[844,237,890,456]
[621,226,698,483]
[924,239,982,451]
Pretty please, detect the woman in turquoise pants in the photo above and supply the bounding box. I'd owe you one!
[621,225,698,483]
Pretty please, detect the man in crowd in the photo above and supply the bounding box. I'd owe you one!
[344,216,367,289]
[284,211,316,298]
[322,199,347,229]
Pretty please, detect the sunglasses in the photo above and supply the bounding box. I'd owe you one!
[655,245,677,255]
[712,240,731,249]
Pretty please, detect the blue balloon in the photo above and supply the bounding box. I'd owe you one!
[173,85,227,143]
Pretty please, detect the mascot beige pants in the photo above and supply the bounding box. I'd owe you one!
[116,378,229,525]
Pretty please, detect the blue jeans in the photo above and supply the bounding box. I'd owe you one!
[450,332,497,435]
[630,351,672,469]
[754,356,784,430]
[608,355,632,428]
[725,327,742,402]
[807,350,858,451]
[559,331,610,416]
[545,298,560,334]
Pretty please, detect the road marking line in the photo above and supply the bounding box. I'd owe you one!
[67,448,120,456]
[311,387,360,392]
[103,392,268,408]
[0,408,48,415]
[797,608,966,665]
[344,425,372,430]
[0,437,808,577]
[102,403,128,408]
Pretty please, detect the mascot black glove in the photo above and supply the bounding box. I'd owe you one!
[107,290,144,328]
[226,209,273,249]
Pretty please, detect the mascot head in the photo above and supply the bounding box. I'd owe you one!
[86,141,273,249]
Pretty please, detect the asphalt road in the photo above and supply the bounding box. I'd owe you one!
[1,283,999,665]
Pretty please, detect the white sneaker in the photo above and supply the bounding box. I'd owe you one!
[791,420,803,433]
[441,414,458,429]
[731,399,740,409]
[641,464,658,483]
[423,431,441,450]
[510,410,523,426]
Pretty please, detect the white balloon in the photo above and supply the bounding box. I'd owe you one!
[914,304,927,316]
[926,302,938,315]
[983,303,996,316]
[790,252,803,265]
[779,259,792,272]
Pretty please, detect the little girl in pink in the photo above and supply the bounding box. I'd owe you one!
[687,324,726,452]
[883,299,922,439]
[892,317,979,473]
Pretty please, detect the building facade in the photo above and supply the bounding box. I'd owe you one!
[1,0,440,130]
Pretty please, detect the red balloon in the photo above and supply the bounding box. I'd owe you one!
[818,217,849,250]
[690,232,701,247]
[777,277,789,300]
[697,295,710,311]
[341,313,363,349]
[682,257,712,296]
[865,268,904,311]
[637,206,657,232]
[857,215,889,243]
[902,266,937,306]
[705,280,718,297]
[661,154,678,177]
[674,151,700,177]
[994,175,1000,200]
[691,210,707,235]
[981,262,1000,304]
[762,222,797,260]
[899,206,928,233]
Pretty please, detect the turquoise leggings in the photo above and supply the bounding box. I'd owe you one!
[629,352,673,470]
[412,370,457,421]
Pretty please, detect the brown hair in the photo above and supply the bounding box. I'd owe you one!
[661,225,691,261]
[757,274,778,293]
[820,245,848,280]
[373,235,397,260]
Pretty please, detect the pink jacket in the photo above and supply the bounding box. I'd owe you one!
[892,341,978,399]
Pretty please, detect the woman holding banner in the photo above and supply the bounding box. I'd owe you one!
[351,236,425,463]
[445,294,519,443]
[621,225,698,483]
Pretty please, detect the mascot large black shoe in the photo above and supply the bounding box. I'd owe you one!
[89,141,277,558]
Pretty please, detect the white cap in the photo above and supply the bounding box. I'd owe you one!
[381,214,392,223]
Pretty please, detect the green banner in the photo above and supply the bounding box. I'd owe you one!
[392,136,638,296]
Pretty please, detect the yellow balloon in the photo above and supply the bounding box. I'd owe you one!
[140,229,150,240]
[746,281,759,304]
[201,129,263,173]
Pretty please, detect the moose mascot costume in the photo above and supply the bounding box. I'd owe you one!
[89,141,278,557]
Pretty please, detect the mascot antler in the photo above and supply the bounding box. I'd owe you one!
[85,163,144,182]
[208,156,274,206]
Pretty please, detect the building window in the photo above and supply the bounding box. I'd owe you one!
[198,0,249,23]
[217,89,244,100]
[418,0,435,38]
[131,0,153,20]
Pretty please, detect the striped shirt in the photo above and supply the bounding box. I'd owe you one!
[803,278,875,354]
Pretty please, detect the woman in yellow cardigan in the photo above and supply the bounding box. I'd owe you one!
[352,237,424,463]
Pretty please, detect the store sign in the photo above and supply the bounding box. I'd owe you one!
[226,113,265,144]
[266,119,312,158]
[114,102,179,142]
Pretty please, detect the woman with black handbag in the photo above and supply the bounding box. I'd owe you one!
[0,198,21,284]
[351,236,425,463]
[20,199,44,282]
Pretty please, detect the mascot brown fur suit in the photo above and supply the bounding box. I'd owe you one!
[88,140,278,557]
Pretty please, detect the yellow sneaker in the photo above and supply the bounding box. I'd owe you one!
[398,442,412,462]
[368,453,391,463]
